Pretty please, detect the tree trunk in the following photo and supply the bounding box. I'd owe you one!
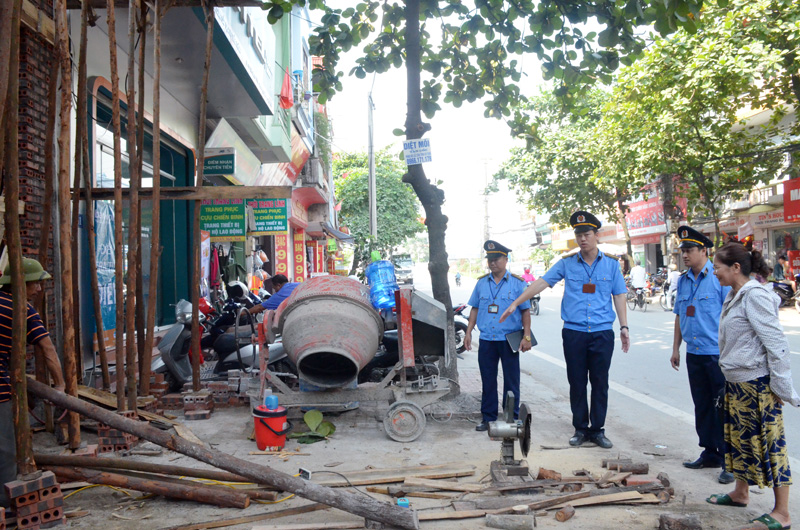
[27,379,420,530]
[402,0,458,393]
[142,0,165,398]
[4,0,37,476]
[77,0,111,391]
[106,0,126,411]
[348,244,361,276]
[135,2,147,390]
[0,0,15,168]
[124,0,141,410]
[191,1,215,391]
[55,0,81,450]
[614,188,633,262]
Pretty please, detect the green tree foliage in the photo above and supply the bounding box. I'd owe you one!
[334,150,424,274]
[596,3,789,244]
[495,90,627,228]
[530,247,558,270]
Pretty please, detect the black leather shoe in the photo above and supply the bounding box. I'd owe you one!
[589,433,613,449]
[475,422,489,432]
[683,456,722,469]
[569,432,587,446]
[718,470,735,484]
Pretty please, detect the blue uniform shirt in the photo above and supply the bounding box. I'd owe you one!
[673,260,730,355]
[541,252,627,332]
[468,271,531,341]
[261,283,300,310]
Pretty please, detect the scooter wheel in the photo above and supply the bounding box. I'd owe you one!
[454,321,468,354]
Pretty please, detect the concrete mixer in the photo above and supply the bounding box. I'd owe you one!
[259,275,451,442]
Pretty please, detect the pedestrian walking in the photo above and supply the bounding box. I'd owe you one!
[706,242,799,530]
[0,258,65,509]
[465,241,532,432]
[501,211,629,449]
[670,226,733,484]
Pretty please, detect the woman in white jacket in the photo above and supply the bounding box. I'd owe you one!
[706,242,799,530]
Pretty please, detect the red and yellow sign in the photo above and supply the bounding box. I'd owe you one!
[274,234,290,276]
[293,229,306,282]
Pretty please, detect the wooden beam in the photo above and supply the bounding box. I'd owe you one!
[76,185,292,201]
[21,0,55,44]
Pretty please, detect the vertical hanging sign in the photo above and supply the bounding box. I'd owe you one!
[315,242,324,274]
[274,234,290,277]
[293,229,306,282]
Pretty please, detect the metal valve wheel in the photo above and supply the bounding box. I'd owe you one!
[383,400,426,442]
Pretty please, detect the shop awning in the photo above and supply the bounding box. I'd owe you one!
[306,221,354,244]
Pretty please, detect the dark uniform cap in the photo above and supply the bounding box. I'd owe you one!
[484,240,511,259]
[570,211,601,233]
[677,225,713,248]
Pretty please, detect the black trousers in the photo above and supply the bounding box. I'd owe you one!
[478,339,520,422]
[562,328,614,435]
[686,353,726,463]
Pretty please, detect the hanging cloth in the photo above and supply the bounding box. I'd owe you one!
[279,68,294,109]
[209,245,221,289]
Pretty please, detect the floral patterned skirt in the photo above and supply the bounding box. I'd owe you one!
[724,375,791,488]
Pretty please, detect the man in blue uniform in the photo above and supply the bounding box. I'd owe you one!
[501,211,629,449]
[249,274,300,314]
[465,241,532,432]
[670,226,733,484]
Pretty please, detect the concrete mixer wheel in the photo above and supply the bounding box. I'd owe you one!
[383,400,426,442]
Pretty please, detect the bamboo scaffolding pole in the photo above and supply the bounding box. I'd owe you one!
[124,0,141,410]
[141,0,165,397]
[0,0,14,161]
[78,0,111,391]
[4,0,37,476]
[55,0,81,450]
[27,380,420,530]
[106,0,126,411]
[70,0,93,388]
[191,0,214,392]
[49,466,251,508]
[135,1,148,391]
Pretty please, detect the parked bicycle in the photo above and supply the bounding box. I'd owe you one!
[627,287,648,311]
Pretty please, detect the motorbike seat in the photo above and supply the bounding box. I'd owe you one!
[214,331,252,355]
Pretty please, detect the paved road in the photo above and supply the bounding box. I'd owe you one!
[415,262,800,466]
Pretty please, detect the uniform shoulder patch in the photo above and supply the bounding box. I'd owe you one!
[477,273,489,280]
[510,273,526,282]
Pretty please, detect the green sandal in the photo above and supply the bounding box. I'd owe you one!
[705,493,747,507]
[751,513,791,530]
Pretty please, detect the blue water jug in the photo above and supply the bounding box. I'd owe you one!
[264,394,279,410]
[365,260,398,309]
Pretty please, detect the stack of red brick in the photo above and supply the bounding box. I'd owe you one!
[149,373,169,402]
[97,411,139,453]
[4,471,64,529]
[183,391,214,420]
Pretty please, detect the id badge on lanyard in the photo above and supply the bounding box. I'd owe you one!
[582,283,596,294]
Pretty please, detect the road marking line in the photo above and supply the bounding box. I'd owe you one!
[531,350,800,470]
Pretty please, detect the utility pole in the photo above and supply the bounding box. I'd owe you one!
[482,160,490,252]
[367,94,377,239]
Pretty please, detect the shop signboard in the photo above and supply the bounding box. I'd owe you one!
[274,234,290,276]
[316,243,324,273]
[327,238,337,252]
[403,139,433,166]
[625,193,687,237]
[200,199,246,241]
[751,210,784,228]
[293,229,306,282]
[203,147,236,176]
[247,199,289,235]
[784,178,800,223]
[95,201,117,334]
[788,250,800,276]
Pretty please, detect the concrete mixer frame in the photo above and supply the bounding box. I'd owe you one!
[259,287,451,442]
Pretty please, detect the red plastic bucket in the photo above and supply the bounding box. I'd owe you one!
[253,405,292,451]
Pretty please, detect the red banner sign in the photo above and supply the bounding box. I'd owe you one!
[293,229,306,282]
[274,234,290,277]
[784,178,800,223]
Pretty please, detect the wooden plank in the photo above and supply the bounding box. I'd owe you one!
[252,524,363,530]
[21,0,55,44]
[547,491,644,510]
[419,510,487,521]
[75,385,179,425]
[365,486,456,500]
[158,503,329,530]
[76,185,292,201]
[174,423,207,447]
[311,463,476,487]
[403,477,483,493]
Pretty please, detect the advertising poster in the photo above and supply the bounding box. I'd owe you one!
[201,230,211,280]
[247,199,289,235]
[784,178,800,223]
[293,229,306,282]
[95,201,117,333]
[274,234,290,277]
[788,250,800,276]
[200,199,246,241]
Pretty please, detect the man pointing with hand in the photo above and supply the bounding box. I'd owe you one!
[501,211,629,449]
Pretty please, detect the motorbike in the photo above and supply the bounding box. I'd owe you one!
[659,280,676,311]
[453,303,471,354]
[152,283,294,392]
[772,274,800,312]
[525,280,540,316]
[357,329,443,384]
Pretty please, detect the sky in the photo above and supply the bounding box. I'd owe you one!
[319,21,547,259]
